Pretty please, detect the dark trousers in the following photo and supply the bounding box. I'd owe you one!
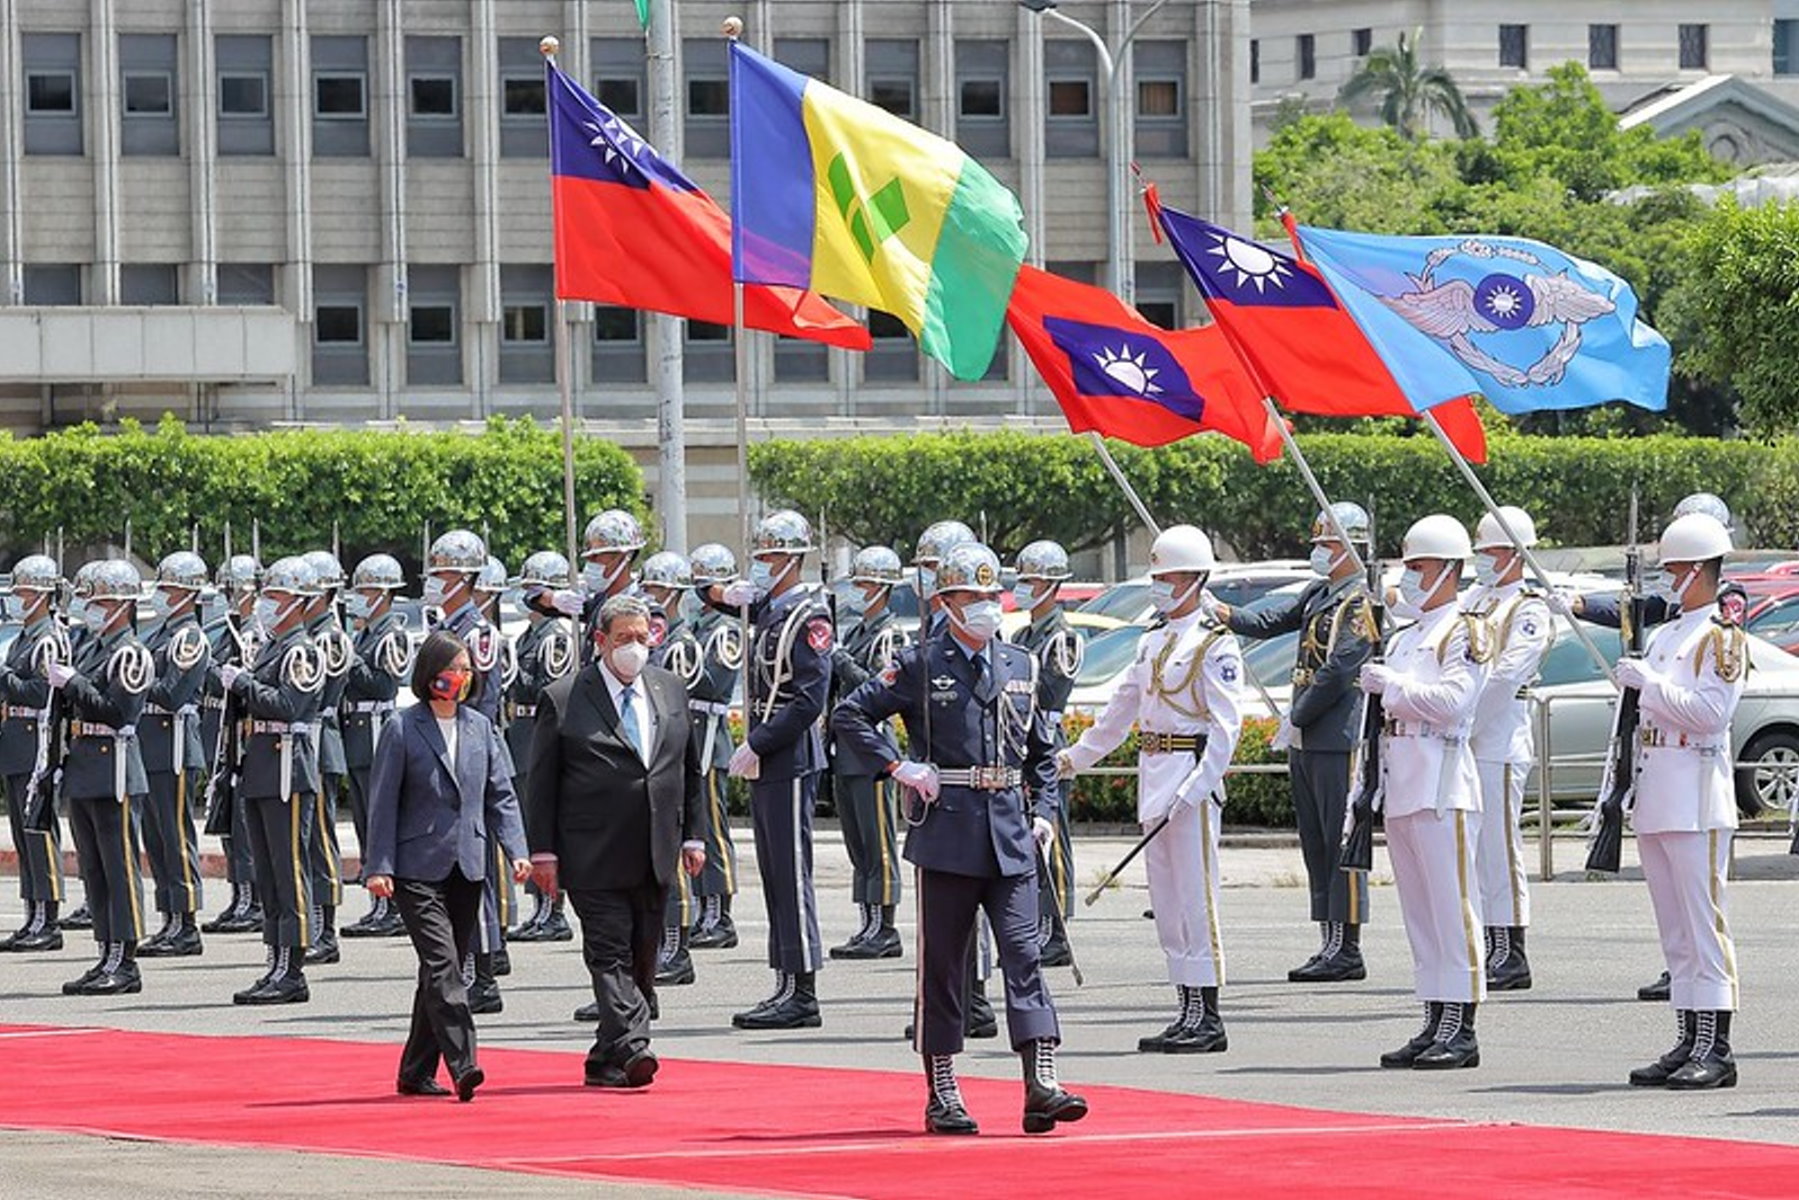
[695,766,737,899]
[393,869,485,1084]
[141,768,204,915]
[914,866,1059,1055]
[569,883,664,1072]
[4,771,63,906]
[345,767,373,880]
[836,773,902,907]
[1289,749,1370,924]
[750,772,823,973]
[306,775,344,910]
[245,792,316,947]
[223,791,255,890]
[67,793,146,945]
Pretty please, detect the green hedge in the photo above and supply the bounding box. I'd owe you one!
[750,429,1799,558]
[0,416,646,569]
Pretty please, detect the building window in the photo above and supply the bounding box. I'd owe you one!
[1296,34,1315,81]
[865,310,919,383]
[23,264,82,306]
[956,40,1010,159]
[218,263,275,305]
[219,72,267,116]
[503,75,545,116]
[687,77,729,116]
[1138,78,1179,118]
[1588,24,1619,71]
[1778,19,1799,76]
[1499,25,1528,69]
[26,71,76,114]
[503,305,547,344]
[871,77,915,117]
[960,79,1003,119]
[1352,28,1373,58]
[120,264,179,306]
[594,307,640,342]
[868,39,920,119]
[410,304,455,344]
[410,75,456,118]
[316,305,363,345]
[1679,24,1708,70]
[1250,39,1260,85]
[123,72,172,115]
[598,77,640,116]
[314,73,366,118]
[1048,79,1091,118]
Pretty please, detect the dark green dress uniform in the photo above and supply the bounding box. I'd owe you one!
[1010,609,1082,958]
[339,607,410,936]
[1227,577,1376,979]
[827,605,909,958]
[304,611,354,958]
[504,610,577,940]
[137,614,211,952]
[58,627,154,976]
[200,615,260,931]
[686,605,742,945]
[0,616,67,949]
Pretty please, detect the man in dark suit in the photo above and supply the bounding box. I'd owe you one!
[527,593,705,1089]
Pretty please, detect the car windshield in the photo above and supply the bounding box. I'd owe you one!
[1079,581,1149,621]
[1244,630,1298,687]
[1537,624,1623,687]
[1074,625,1147,685]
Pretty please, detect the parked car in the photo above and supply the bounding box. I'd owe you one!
[1077,562,1314,629]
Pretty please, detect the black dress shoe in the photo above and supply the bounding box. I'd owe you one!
[235,973,311,1005]
[925,1097,979,1135]
[1038,935,1073,968]
[62,904,93,930]
[1022,1081,1088,1134]
[212,910,262,935]
[454,1066,484,1102]
[507,917,551,942]
[303,939,340,965]
[138,927,203,958]
[655,950,696,986]
[467,981,503,1015]
[585,1065,631,1088]
[341,912,388,939]
[1381,1004,1442,1069]
[833,926,902,960]
[1290,947,1366,983]
[966,991,999,1039]
[6,926,63,953]
[689,918,737,950]
[1637,971,1671,1002]
[733,993,821,1030]
[537,909,574,942]
[622,1050,660,1088]
[76,963,143,996]
[397,1077,451,1096]
[61,962,105,994]
[573,1000,601,1022]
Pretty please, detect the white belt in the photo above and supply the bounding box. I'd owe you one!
[1382,718,1466,743]
[689,699,732,716]
[936,766,1023,790]
[350,700,395,715]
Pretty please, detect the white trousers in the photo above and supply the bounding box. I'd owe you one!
[1474,759,1531,928]
[1638,830,1739,1012]
[1386,809,1486,1004]
[1145,797,1224,988]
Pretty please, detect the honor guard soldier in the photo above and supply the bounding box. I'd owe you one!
[504,551,579,945]
[1465,508,1553,991]
[201,555,264,935]
[339,553,413,938]
[684,543,745,949]
[827,545,910,961]
[0,556,70,952]
[834,541,1085,1137]
[1217,502,1376,982]
[1010,541,1083,969]
[1619,512,1746,1090]
[49,560,155,995]
[54,564,98,936]
[474,555,521,972]
[217,556,326,1005]
[1360,515,1492,1070]
[709,510,833,1030]
[580,510,647,661]
[1063,526,1245,1054]
[424,530,509,1013]
[135,551,213,959]
[300,550,353,965]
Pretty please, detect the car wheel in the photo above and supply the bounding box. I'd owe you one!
[1735,729,1799,819]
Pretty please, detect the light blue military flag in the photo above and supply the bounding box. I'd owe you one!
[1292,224,1670,415]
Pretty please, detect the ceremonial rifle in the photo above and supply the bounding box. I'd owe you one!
[1586,491,1645,874]
[20,624,72,832]
[1340,504,1384,874]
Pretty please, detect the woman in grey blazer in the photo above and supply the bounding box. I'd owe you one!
[364,631,530,1101]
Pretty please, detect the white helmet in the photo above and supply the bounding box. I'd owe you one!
[1656,513,1732,565]
[1473,506,1538,552]
[1401,514,1473,562]
[1148,525,1215,576]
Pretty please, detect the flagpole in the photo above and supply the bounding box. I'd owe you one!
[542,37,582,568]
[1422,411,1618,686]
[726,16,753,728]
[646,1,688,553]
[1086,433,1159,536]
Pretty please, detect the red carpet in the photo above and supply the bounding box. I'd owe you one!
[2,1024,1797,1198]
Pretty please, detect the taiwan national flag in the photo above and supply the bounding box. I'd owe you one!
[1006,266,1284,462]
[1155,202,1488,463]
[547,61,869,350]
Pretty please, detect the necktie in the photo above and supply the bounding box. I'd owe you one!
[619,684,645,760]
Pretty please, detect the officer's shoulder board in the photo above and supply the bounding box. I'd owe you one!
[1699,620,1749,684]
[110,641,156,694]
[282,642,327,693]
[170,623,209,671]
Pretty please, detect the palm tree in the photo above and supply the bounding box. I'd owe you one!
[1339,27,1479,141]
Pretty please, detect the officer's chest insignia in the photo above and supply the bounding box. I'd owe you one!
[806,618,833,653]
[1520,616,1540,639]
[929,674,958,702]
[1005,678,1032,695]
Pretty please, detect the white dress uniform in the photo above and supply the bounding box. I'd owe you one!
[1064,611,1243,988]
[1628,607,1746,1014]
[1464,581,1552,930]
[1375,603,1492,1005]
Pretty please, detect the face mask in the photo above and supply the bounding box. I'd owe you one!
[83,602,112,633]
[750,558,792,595]
[1472,553,1498,587]
[343,592,374,620]
[422,575,457,609]
[66,598,87,627]
[918,566,937,596]
[609,640,650,681]
[253,596,284,630]
[843,588,870,617]
[1652,567,1692,605]
[581,561,610,595]
[953,599,1004,642]
[430,669,472,702]
[147,590,177,619]
[1014,583,1038,612]
[1309,546,1337,577]
[1149,579,1178,613]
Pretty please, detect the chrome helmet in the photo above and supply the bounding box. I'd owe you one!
[262,555,321,597]
[1014,540,1072,583]
[88,559,144,602]
[350,553,406,591]
[689,543,738,587]
[216,554,262,593]
[301,550,346,591]
[848,545,904,586]
[1311,501,1372,546]
[640,550,694,590]
[935,542,1004,595]
[753,510,815,557]
[516,550,574,590]
[155,550,210,591]
[913,520,976,567]
[582,509,647,559]
[475,556,508,594]
[5,554,62,594]
[426,529,487,575]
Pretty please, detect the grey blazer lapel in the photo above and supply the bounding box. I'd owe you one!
[643,673,673,766]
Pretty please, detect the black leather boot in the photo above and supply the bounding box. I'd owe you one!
[830,904,877,958]
[1637,970,1671,1002]
[467,952,503,1014]
[304,907,340,964]
[344,896,395,939]
[537,895,573,941]
[1666,1011,1736,1090]
[655,926,696,985]
[1629,1009,1696,1087]
[1163,986,1229,1053]
[1020,1039,1088,1134]
[505,892,550,941]
[1381,1003,1442,1068]
[236,946,310,1005]
[690,895,737,949]
[81,941,143,995]
[142,913,203,957]
[62,946,110,995]
[62,903,93,930]
[1138,985,1198,1052]
[733,971,822,1030]
[1414,1002,1480,1070]
[923,1054,979,1135]
[966,977,999,1039]
[1488,925,1532,991]
[1291,921,1366,982]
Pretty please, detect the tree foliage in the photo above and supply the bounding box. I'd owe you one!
[1679,199,1799,437]
[1338,27,1478,141]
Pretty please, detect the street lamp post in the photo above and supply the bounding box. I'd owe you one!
[1020,0,1170,306]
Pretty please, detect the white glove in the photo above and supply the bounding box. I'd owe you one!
[217,664,244,692]
[1198,589,1226,624]
[1614,659,1656,692]
[1054,749,1077,780]
[892,761,940,804]
[1032,816,1055,850]
[721,581,758,608]
[45,662,74,689]
[1358,663,1392,695]
[727,743,760,779]
[1270,715,1295,752]
[550,589,585,618]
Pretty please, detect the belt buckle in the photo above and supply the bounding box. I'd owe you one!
[973,766,1000,789]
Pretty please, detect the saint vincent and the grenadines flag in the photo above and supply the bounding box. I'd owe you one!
[546,60,869,350]
[1006,266,1285,463]
[728,41,1027,381]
